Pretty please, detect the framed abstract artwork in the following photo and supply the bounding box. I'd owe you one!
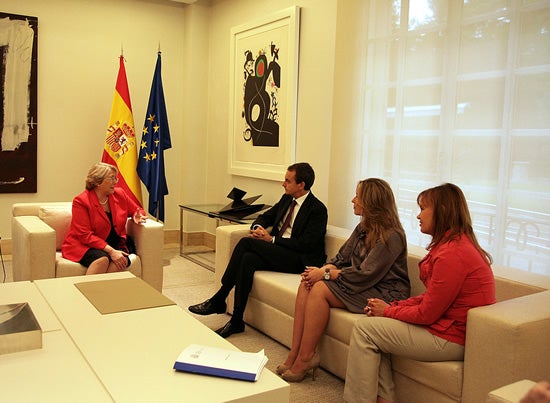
[228,6,300,181]
[0,12,38,193]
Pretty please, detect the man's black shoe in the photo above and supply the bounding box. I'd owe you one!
[188,299,226,315]
[215,320,245,338]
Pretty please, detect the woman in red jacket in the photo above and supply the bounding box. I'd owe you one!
[62,162,146,275]
[344,183,496,403]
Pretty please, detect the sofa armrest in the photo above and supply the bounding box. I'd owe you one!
[126,219,164,291]
[215,224,250,286]
[463,290,550,403]
[11,216,56,281]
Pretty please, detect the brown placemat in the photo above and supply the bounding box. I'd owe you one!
[75,277,175,314]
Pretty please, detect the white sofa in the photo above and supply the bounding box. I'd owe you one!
[11,202,164,291]
[215,224,550,403]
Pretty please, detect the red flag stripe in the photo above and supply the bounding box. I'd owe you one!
[115,57,132,111]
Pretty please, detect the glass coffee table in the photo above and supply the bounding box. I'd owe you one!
[178,203,270,270]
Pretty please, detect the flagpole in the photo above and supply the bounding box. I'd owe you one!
[155,43,161,222]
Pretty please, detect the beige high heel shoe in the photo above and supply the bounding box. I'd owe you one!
[281,353,320,382]
[275,363,291,376]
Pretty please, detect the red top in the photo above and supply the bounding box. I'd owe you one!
[61,188,140,262]
[384,234,496,345]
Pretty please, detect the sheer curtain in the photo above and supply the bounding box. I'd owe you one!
[361,0,550,274]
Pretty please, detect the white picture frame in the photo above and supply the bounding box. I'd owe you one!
[228,6,300,181]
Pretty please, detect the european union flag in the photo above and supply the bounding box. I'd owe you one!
[137,51,171,221]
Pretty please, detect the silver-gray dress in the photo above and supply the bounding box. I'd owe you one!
[324,224,410,313]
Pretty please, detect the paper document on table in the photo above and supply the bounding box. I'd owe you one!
[173,344,268,382]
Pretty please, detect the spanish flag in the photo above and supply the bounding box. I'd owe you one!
[101,55,143,207]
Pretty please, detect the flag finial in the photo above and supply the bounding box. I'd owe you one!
[158,42,161,54]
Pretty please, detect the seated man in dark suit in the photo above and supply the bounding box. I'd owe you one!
[188,162,328,338]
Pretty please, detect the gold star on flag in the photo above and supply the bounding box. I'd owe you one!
[144,154,151,161]
[142,127,148,135]
[153,124,160,132]
[141,140,147,149]
[151,151,157,160]
[148,114,155,122]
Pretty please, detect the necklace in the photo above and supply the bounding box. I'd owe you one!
[100,198,108,205]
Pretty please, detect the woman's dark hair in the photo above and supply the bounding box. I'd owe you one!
[417,183,492,264]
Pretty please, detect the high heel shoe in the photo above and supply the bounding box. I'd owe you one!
[275,363,291,376]
[281,353,320,382]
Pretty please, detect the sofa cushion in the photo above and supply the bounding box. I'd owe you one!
[392,357,464,401]
[55,253,86,277]
[39,205,72,250]
[324,308,362,344]
[55,252,142,278]
[251,271,365,345]
[250,272,300,316]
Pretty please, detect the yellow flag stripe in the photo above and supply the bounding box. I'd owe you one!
[103,90,143,204]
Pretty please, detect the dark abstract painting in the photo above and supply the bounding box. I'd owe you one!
[0,12,38,193]
[241,42,280,147]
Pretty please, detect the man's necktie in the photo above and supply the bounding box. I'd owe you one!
[277,200,297,237]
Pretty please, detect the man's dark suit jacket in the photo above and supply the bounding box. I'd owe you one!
[251,192,328,267]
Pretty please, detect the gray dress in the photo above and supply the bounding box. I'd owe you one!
[324,224,410,313]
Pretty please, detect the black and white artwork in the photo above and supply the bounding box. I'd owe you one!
[0,12,38,193]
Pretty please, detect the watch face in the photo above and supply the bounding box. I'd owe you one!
[324,272,330,280]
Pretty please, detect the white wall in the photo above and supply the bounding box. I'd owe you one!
[0,0,367,240]
[202,0,368,232]
[202,0,340,236]
[0,0,188,238]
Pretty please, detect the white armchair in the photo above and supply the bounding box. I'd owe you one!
[11,202,164,291]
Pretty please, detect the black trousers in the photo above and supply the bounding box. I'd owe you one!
[219,237,305,321]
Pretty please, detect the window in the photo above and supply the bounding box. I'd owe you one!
[362,0,550,274]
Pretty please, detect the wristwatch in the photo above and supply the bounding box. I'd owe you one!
[323,267,331,281]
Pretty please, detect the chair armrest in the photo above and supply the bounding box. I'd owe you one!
[126,219,164,291]
[11,216,56,281]
[463,290,550,403]
[214,224,250,286]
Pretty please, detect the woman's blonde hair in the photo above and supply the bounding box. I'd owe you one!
[85,162,118,190]
[356,178,406,250]
[417,183,492,264]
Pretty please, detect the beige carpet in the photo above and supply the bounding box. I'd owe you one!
[162,247,346,403]
[0,247,345,402]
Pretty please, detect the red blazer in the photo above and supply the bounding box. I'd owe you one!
[384,234,496,345]
[61,188,140,262]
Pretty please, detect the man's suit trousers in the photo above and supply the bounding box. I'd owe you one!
[221,237,305,318]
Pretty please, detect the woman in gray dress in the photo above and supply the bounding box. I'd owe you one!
[278,178,410,382]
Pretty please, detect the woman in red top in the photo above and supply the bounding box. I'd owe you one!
[62,162,146,275]
[343,183,496,403]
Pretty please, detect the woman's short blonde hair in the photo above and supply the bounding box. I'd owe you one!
[85,162,118,190]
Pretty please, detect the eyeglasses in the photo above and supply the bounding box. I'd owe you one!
[105,175,118,183]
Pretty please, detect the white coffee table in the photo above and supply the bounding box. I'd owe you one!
[34,272,289,402]
[0,281,112,401]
